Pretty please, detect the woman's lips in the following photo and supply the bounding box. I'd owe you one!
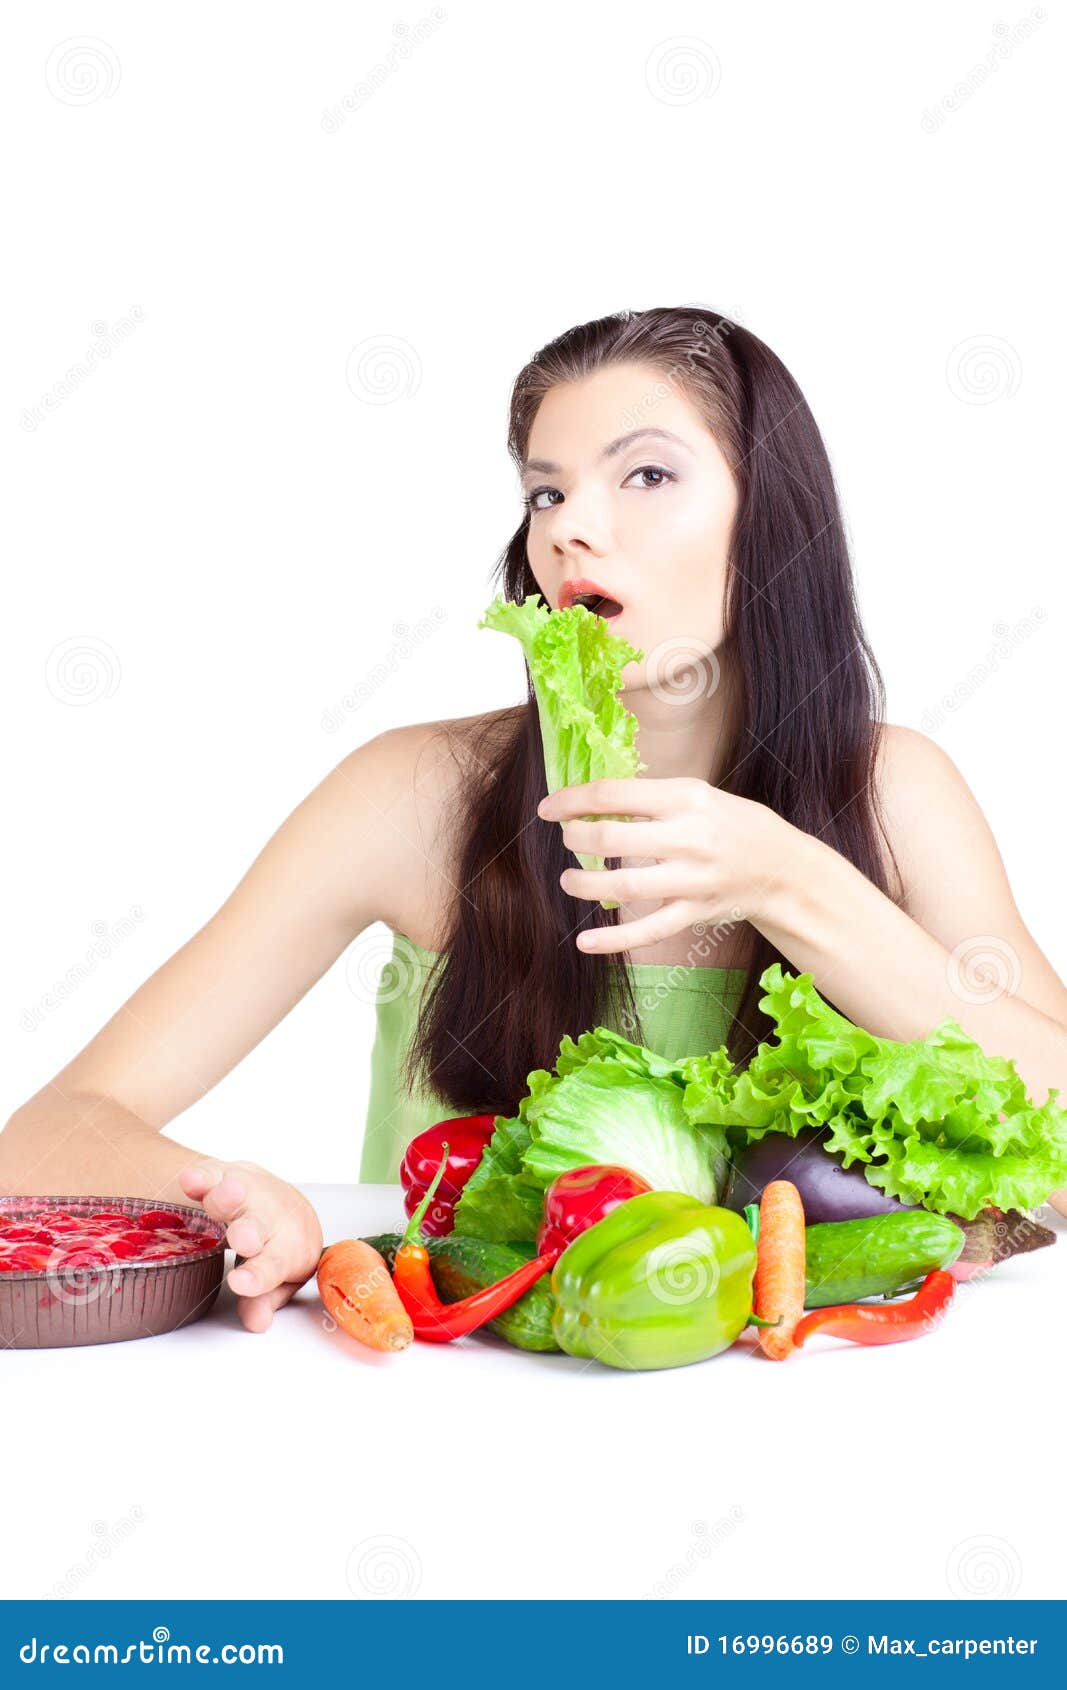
[560,578,625,618]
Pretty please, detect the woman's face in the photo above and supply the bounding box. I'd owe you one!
[521,360,738,691]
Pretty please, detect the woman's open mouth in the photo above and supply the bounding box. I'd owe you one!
[560,578,625,620]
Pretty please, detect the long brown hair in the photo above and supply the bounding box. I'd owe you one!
[403,306,895,1117]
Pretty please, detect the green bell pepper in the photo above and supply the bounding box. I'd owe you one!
[551,1190,756,1370]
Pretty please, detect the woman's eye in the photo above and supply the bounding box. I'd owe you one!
[623,463,676,490]
[523,487,563,514]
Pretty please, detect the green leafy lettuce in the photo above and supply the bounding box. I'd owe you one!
[682,964,1067,1220]
[479,593,645,907]
[453,1027,728,1244]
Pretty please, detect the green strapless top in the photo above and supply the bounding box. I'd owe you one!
[358,930,747,1184]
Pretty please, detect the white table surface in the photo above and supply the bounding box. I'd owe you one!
[5,1183,1064,1603]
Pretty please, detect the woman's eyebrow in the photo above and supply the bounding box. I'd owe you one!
[520,427,694,479]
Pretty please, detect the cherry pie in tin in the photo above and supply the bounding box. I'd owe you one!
[0,1195,227,1348]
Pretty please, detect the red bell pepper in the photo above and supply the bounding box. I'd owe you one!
[399,1114,496,1236]
[536,1164,653,1260]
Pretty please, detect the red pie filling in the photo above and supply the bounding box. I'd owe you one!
[0,1206,221,1272]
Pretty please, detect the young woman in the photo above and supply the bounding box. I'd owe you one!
[3,306,1065,1332]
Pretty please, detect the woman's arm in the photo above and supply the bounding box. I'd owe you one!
[754,726,1067,1096]
[755,728,1067,1218]
[0,723,437,1322]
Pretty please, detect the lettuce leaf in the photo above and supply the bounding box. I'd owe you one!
[452,1028,728,1244]
[553,1026,695,1084]
[448,1110,544,1245]
[479,593,646,905]
[520,1055,727,1199]
[682,964,1067,1220]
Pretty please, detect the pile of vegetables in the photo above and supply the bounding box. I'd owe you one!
[321,1151,968,1368]
[314,964,1062,1370]
[312,592,1063,1369]
[442,964,1067,1242]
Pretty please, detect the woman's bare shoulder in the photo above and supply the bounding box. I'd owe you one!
[874,722,980,814]
[872,722,995,909]
[871,723,1067,1019]
[375,704,523,797]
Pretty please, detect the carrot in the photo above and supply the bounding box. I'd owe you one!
[317,1239,414,1353]
[753,1179,806,1360]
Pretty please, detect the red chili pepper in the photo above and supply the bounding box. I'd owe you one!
[792,1270,956,1348]
[399,1115,496,1236]
[393,1148,554,1343]
[536,1164,652,1260]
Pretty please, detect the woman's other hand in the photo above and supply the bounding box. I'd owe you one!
[179,1160,323,1333]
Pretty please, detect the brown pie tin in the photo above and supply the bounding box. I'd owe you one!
[0,1194,227,1350]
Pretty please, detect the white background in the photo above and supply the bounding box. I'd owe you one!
[2,0,1064,1612]
[5,2,1063,1184]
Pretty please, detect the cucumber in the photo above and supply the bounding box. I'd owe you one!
[804,1211,964,1308]
[362,1232,561,1353]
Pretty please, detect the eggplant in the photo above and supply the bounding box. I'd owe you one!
[949,1207,1057,1279]
[721,1127,910,1224]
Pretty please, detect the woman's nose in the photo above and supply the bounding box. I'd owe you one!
[545,493,609,556]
